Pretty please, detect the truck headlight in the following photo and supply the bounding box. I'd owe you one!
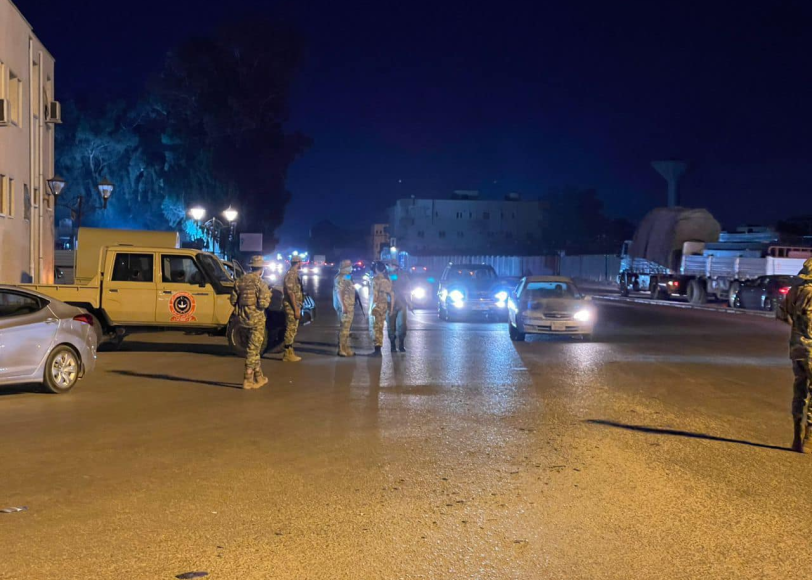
[574,309,591,322]
[411,287,426,300]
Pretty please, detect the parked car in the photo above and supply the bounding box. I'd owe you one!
[507,276,595,341]
[733,275,800,311]
[0,286,98,393]
[437,264,511,321]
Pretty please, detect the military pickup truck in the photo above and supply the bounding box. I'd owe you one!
[22,228,314,354]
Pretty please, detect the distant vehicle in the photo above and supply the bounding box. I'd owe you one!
[408,270,439,310]
[507,276,595,341]
[732,275,800,312]
[437,264,510,321]
[0,286,98,393]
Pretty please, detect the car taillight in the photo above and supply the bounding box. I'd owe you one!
[73,314,94,326]
[779,287,790,295]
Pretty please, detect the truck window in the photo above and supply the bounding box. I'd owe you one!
[198,254,232,284]
[112,253,154,282]
[161,255,203,285]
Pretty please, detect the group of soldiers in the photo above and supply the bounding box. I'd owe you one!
[229,255,414,390]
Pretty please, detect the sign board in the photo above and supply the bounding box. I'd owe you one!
[239,233,263,252]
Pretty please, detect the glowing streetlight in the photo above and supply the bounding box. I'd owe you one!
[223,207,238,223]
[46,175,66,197]
[97,178,114,209]
[189,207,206,221]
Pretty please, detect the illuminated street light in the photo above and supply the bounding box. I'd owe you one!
[97,178,114,209]
[46,175,66,197]
[190,207,206,221]
[223,206,238,223]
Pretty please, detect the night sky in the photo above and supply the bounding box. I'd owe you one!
[15,0,812,246]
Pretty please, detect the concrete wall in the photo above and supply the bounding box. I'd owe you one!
[559,254,620,284]
[389,197,544,255]
[0,0,56,284]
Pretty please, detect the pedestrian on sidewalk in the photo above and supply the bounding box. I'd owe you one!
[369,261,394,357]
[230,255,271,389]
[282,255,304,362]
[777,257,812,453]
[333,260,356,357]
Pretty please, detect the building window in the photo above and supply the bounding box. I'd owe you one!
[456,211,463,219]
[483,211,490,220]
[468,211,473,219]
[23,185,30,221]
[417,231,425,238]
[8,71,22,126]
[439,231,446,239]
[457,231,464,238]
[0,176,7,216]
[411,218,415,226]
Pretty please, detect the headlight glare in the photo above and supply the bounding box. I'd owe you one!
[495,291,508,302]
[411,287,427,300]
[449,290,465,303]
[574,309,591,322]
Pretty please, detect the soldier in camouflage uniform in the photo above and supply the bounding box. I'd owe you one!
[282,255,304,362]
[387,262,413,353]
[230,255,272,389]
[777,257,812,453]
[333,260,356,357]
[369,261,394,357]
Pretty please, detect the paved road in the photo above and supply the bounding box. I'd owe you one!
[1,280,810,579]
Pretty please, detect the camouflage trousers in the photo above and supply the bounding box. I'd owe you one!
[244,324,265,371]
[338,312,353,353]
[283,303,300,347]
[792,359,812,426]
[387,308,408,341]
[370,305,388,347]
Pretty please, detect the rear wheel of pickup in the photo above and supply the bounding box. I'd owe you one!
[227,317,268,357]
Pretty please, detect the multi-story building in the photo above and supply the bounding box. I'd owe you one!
[0,0,58,284]
[370,223,389,259]
[388,191,544,255]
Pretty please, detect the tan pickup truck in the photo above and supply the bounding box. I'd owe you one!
[21,228,312,354]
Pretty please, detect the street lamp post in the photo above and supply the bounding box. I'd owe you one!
[47,175,114,235]
[188,206,239,259]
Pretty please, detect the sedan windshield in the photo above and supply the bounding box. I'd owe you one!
[447,267,497,281]
[523,281,581,300]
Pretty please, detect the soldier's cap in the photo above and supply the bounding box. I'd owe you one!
[799,257,812,280]
[290,255,302,264]
[249,255,265,268]
[339,259,353,273]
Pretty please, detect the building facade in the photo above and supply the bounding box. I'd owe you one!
[388,192,544,256]
[370,223,389,259]
[0,0,57,284]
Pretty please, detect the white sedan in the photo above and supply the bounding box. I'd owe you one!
[507,276,595,341]
[0,286,98,393]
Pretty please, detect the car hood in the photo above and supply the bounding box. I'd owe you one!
[447,279,505,294]
[523,298,583,314]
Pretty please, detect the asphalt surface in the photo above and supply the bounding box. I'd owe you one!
[1,278,810,579]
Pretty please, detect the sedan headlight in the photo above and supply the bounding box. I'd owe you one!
[411,287,427,300]
[495,291,508,302]
[573,308,591,322]
[449,290,465,303]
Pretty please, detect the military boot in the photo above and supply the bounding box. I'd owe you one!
[371,346,382,358]
[253,368,269,389]
[792,419,807,453]
[398,338,406,352]
[390,338,397,353]
[242,369,255,390]
[283,346,302,362]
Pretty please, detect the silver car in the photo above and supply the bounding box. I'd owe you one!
[507,276,596,341]
[0,286,98,393]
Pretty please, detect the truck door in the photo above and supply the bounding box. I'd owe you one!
[156,254,215,325]
[103,252,158,323]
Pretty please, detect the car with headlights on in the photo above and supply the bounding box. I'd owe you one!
[437,264,511,321]
[507,276,595,341]
[0,286,98,393]
[408,270,439,310]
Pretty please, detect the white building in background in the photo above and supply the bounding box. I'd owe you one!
[0,0,59,283]
[388,191,544,255]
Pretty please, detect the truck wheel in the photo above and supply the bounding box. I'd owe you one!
[227,318,268,357]
[687,279,707,305]
[728,282,740,308]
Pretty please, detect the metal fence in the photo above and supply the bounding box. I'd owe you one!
[404,255,558,277]
[559,254,620,284]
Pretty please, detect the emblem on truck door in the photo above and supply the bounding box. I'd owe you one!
[169,292,197,322]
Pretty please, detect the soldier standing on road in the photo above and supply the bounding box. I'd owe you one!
[229,255,272,389]
[777,257,812,453]
[387,262,414,353]
[282,255,304,362]
[369,261,394,357]
[333,260,356,357]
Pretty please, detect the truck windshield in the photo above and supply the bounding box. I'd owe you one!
[198,254,232,284]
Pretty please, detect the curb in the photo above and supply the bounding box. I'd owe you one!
[592,294,776,318]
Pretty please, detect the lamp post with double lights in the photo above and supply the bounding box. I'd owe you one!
[188,206,239,259]
[47,175,115,245]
